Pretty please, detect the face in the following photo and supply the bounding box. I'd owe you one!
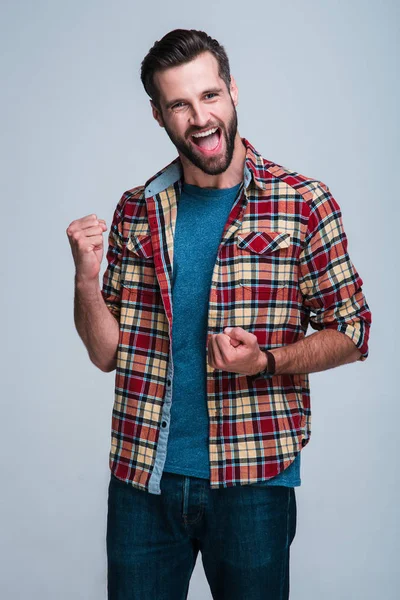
[151,52,239,176]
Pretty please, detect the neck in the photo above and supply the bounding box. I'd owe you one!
[180,133,246,189]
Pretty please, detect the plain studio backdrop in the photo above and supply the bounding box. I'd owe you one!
[1,1,398,598]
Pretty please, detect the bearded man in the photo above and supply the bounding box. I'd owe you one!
[67,28,371,600]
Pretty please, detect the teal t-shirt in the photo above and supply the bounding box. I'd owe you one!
[163,181,301,486]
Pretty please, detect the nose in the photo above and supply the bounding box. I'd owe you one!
[188,100,210,129]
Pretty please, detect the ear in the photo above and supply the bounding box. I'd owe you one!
[229,75,239,107]
[150,100,165,128]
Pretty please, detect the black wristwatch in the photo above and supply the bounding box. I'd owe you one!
[258,350,276,378]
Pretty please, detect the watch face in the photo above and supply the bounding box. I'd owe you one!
[260,369,272,379]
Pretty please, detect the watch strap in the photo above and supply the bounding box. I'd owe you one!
[258,350,276,378]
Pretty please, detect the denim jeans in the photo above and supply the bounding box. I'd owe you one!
[107,471,297,599]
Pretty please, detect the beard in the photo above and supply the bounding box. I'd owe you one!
[161,100,238,176]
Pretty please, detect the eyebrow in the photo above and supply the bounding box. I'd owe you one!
[165,87,224,110]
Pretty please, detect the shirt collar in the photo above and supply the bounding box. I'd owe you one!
[144,137,267,198]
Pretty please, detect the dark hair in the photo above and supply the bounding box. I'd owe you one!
[140,29,231,110]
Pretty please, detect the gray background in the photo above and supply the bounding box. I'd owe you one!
[1,0,398,598]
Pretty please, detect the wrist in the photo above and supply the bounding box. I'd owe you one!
[75,273,100,294]
[257,350,268,373]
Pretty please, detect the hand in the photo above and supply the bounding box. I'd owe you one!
[207,326,267,376]
[66,214,108,282]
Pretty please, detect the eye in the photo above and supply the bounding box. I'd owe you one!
[205,93,218,99]
[171,102,186,110]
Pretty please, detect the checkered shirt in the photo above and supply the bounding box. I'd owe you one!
[101,137,371,494]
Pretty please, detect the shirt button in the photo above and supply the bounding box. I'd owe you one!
[167,379,172,386]
[162,421,167,428]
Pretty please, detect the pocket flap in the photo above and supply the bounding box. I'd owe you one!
[237,231,291,254]
[126,233,154,259]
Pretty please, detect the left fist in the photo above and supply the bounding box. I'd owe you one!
[207,326,266,376]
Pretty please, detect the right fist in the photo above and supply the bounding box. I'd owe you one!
[66,214,108,282]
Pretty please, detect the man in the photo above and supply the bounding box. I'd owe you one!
[67,28,371,600]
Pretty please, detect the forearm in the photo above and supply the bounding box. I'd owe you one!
[269,329,362,376]
[74,276,119,372]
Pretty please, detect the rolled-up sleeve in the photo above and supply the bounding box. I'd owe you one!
[101,195,125,321]
[298,182,372,360]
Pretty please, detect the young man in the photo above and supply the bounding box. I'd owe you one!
[67,29,371,600]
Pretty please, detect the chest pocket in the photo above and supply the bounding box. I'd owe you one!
[122,233,157,290]
[236,230,291,300]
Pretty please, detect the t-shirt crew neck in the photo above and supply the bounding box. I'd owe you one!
[182,181,242,198]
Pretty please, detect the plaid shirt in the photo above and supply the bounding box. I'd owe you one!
[102,137,371,495]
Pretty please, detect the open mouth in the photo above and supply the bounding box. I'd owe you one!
[190,127,222,153]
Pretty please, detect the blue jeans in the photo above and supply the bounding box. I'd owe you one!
[107,471,297,599]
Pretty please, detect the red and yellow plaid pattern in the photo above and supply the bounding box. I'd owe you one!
[102,138,371,492]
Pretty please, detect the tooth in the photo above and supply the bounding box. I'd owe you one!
[193,127,217,138]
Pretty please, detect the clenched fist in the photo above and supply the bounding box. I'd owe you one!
[208,326,267,376]
[66,214,108,282]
